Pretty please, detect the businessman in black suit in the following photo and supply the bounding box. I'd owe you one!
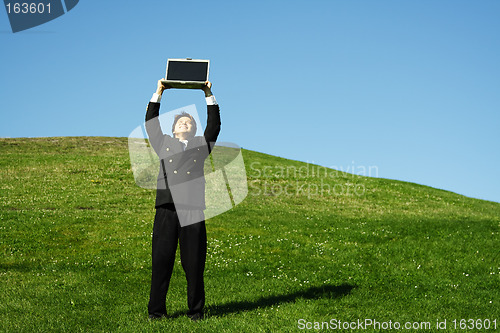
[145,79,221,321]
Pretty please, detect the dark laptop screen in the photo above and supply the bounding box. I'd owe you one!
[167,61,208,82]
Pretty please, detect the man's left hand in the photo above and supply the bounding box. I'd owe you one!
[202,81,213,97]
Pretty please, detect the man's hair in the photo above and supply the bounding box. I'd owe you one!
[172,112,197,138]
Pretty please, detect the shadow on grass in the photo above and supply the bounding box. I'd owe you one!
[170,283,356,318]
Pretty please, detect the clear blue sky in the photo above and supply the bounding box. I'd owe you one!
[1,0,499,203]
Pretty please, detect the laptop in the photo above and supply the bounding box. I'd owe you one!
[161,58,210,89]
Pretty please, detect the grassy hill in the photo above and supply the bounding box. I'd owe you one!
[1,137,499,332]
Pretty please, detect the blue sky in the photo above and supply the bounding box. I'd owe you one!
[1,0,499,203]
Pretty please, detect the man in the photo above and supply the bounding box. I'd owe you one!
[145,78,221,321]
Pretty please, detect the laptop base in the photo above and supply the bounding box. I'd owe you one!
[161,80,205,89]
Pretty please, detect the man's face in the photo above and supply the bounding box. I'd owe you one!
[173,116,194,137]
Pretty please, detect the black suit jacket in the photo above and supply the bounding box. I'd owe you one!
[145,101,221,209]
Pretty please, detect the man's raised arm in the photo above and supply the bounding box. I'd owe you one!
[145,79,169,154]
[202,81,221,145]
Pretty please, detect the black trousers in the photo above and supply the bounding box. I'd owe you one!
[147,205,207,316]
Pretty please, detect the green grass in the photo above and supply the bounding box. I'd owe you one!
[1,137,499,332]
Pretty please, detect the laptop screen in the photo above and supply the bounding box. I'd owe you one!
[166,60,208,82]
